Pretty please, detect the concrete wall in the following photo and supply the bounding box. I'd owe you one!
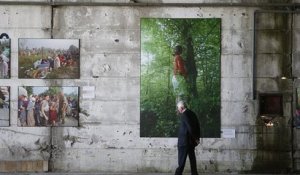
[0,5,52,166]
[254,11,293,173]
[0,0,299,173]
[293,12,300,172]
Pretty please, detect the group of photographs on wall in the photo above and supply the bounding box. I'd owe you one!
[1,86,80,127]
[1,36,80,127]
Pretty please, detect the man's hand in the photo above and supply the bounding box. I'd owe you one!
[195,139,200,145]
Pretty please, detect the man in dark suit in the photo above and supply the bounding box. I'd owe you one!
[175,101,200,175]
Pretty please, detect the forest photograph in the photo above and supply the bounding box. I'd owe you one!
[140,18,221,137]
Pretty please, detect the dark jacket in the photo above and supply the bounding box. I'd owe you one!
[177,108,200,147]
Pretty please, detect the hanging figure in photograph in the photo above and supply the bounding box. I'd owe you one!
[172,45,188,102]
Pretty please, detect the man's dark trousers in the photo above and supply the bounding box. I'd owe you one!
[175,144,198,175]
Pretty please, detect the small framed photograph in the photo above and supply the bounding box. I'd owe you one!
[18,39,80,79]
[0,86,10,126]
[18,86,79,127]
[0,39,11,79]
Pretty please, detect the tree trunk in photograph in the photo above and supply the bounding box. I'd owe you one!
[183,21,198,100]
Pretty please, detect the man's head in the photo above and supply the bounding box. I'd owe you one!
[44,95,50,101]
[174,45,183,55]
[177,100,186,114]
[18,87,28,100]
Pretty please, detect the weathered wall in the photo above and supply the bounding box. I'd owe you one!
[0,5,52,163]
[0,0,299,173]
[293,12,300,172]
[51,5,256,173]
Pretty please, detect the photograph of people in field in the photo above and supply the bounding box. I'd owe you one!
[18,86,79,127]
[18,39,80,79]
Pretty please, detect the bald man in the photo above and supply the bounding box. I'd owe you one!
[175,101,200,175]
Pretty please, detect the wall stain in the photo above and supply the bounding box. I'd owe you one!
[251,11,293,174]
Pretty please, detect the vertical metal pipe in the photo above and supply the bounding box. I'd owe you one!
[253,10,257,100]
[291,82,295,173]
[290,11,295,173]
[51,4,54,39]
[49,1,54,172]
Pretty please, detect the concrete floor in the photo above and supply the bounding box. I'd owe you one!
[0,173,299,175]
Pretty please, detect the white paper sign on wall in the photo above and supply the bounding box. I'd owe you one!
[221,128,236,138]
[82,86,95,99]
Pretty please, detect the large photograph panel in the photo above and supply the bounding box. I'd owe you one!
[18,86,79,127]
[0,86,10,126]
[140,18,221,137]
[18,39,80,79]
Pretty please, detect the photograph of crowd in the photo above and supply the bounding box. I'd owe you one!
[18,86,79,127]
[0,86,10,126]
[0,39,10,79]
[18,39,80,79]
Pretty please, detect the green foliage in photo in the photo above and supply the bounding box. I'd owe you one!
[141,18,221,138]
